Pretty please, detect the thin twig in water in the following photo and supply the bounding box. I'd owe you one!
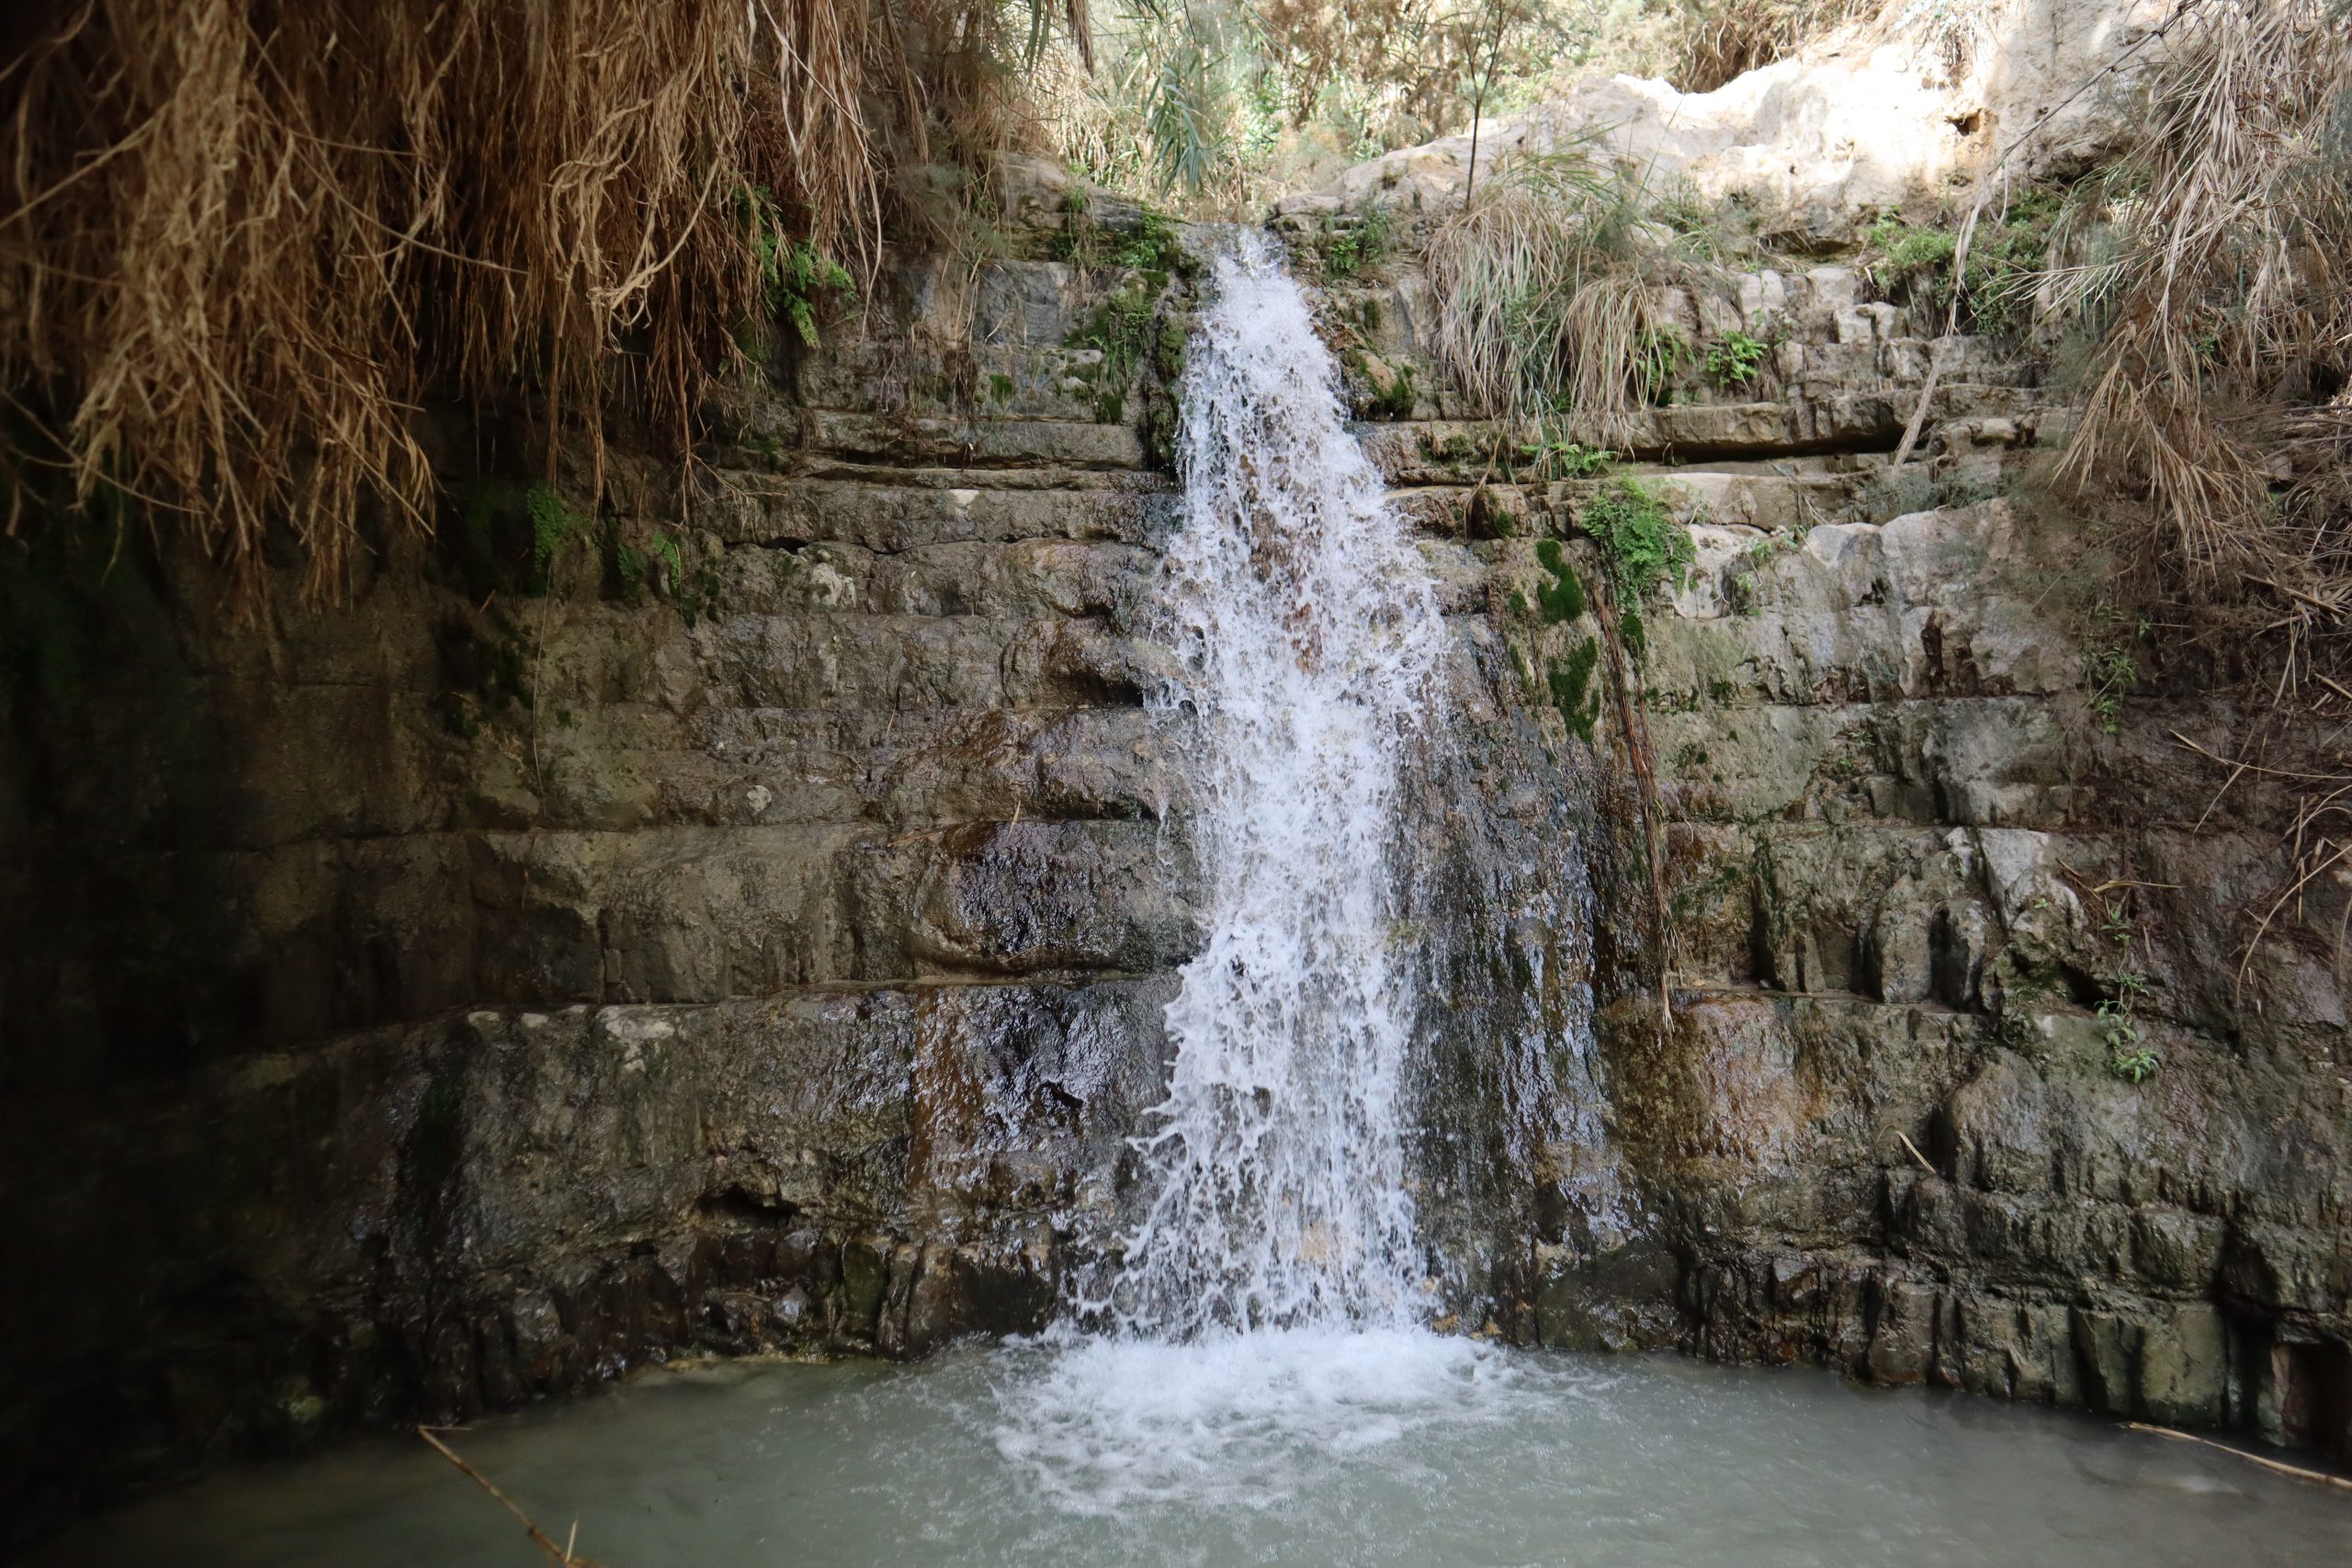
[2122,1421,2352,1492]
[1895,1131,1937,1176]
[418,1425,596,1566]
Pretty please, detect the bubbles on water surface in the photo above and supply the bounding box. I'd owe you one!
[986,1329,1540,1516]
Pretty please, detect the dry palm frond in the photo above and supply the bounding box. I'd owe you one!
[1425,152,1695,446]
[0,0,1068,603]
[2053,0,2352,599]
[1669,0,1878,92]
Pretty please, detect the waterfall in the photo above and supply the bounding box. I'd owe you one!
[995,233,1533,1512]
[1113,231,1448,1337]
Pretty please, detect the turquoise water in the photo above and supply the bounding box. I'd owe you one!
[31,1341,2350,1567]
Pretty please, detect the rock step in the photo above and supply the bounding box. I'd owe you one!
[64,818,1204,1049]
[695,471,1168,551]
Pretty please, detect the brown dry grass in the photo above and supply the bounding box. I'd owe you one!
[0,0,1050,602]
[1668,0,1879,92]
[2052,0,2352,635]
[1424,151,1701,446]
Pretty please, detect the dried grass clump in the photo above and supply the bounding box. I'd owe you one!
[1668,0,1877,93]
[1425,152,1699,446]
[0,0,1051,601]
[2050,0,2352,673]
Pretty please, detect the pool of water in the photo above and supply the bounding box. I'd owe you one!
[31,1334,2350,1567]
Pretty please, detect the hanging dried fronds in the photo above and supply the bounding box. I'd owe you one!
[2050,0,2352,610]
[0,0,1068,601]
[1668,0,1878,93]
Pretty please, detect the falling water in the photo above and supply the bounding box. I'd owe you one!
[1111,229,1450,1337]
[990,233,1507,1510]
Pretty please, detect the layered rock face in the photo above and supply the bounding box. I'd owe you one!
[1300,223,2351,1455]
[6,118,2351,1549]
[1638,487,2352,1453]
[0,191,1213,1531]
[0,186,1610,1536]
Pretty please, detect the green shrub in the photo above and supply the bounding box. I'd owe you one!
[1111,208,1186,272]
[526,482,585,584]
[1323,205,1395,279]
[1703,329,1767,388]
[741,185,856,348]
[1520,434,1615,479]
[1864,193,2059,337]
[1581,476,1694,605]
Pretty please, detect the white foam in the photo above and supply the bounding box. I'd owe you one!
[989,1328,1525,1516]
[1099,229,1449,1341]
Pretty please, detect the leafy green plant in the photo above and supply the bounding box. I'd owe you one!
[1110,208,1186,272]
[526,482,585,583]
[1074,280,1162,419]
[1864,212,1957,282]
[2094,897,2161,1081]
[738,183,857,349]
[1323,204,1395,279]
[651,531,684,585]
[1581,476,1695,606]
[2081,602,2147,734]
[1865,193,2058,337]
[775,243,857,349]
[1520,434,1615,479]
[2101,998,2160,1081]
[1703,329,1768,388]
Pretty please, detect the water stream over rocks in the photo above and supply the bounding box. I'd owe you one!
[994,229,1510,1506]
[1103,230,1449,1338]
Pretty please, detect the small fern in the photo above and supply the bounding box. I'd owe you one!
[1704,330,1767,388]
[1581,477,1695,605]
[526,482,582,578]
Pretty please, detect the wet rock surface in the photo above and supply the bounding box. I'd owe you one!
[1331,252,2352,1461]
[0,199,1213,1540]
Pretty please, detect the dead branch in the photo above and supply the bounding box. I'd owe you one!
[418,1426,598,1567]
[2122,1421,2352,1492]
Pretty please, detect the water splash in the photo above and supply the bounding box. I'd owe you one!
[1102,230,1450,1337]
[994,231,1609,1512]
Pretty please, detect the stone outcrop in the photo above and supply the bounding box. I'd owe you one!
[0,189,1211,1538]
[1290,202,2352,1460]
[1280,0,2174,235]
[0,181,1602,1540]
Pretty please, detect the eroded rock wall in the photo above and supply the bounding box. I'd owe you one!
[1300,205,2352,1460]
[8,135,2351,1551]
[0,185,1607,1540]
[0,187,1216,1535]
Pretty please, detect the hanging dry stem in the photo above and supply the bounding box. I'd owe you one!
[0,0,1056,602]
